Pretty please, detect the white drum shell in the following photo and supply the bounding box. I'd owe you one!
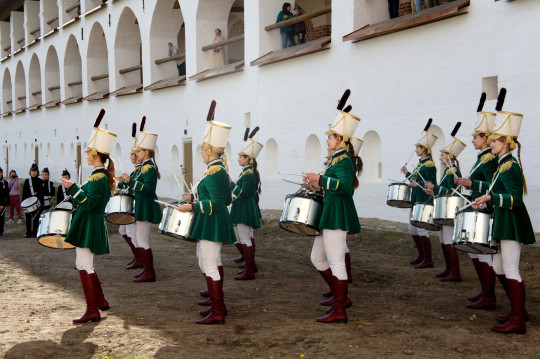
[410,203,440,231]
[433,195,467,226]
[453,210,498,254]
[386,183,412,208]
[37,209,75,249]
[105,194,135,225]
[159,204,196,241]
[21,196,40,214]
[279,193,323,236]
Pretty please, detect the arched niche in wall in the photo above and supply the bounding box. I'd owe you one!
[114,7,143,89]
[304,134,321,173]
[149,0,185,82]
[87,21,109,95]
[44,46,61,104]
[64,35,83,102]
[295,0,332,42]
[28,54,42,107]
[2,68,12,113]
[265,138,278,180]
[14,61,26,111]
[360,130,382,184]
[227,0,244,63]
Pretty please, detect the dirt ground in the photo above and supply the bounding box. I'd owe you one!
[0,215,539,359]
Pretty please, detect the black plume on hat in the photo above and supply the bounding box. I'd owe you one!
[132,123,137,137]
[337,89,351,111]
[477,92,487,113]
[94,109,106,128]
[206,100,217,122]
[62,168,70,177]
[424,118,433,132]
[42,167,49,173]
[30,163,39,171]
[495,88,507,112]
[249,126,260,139]
[451,122,462,137]
[140,116,146,132]
[243,128,250,142]
[343,105,352,113]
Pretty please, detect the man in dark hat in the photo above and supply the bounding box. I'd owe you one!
[22,163,44,237]
[0,167,10,236]
[293,6,306,44]
[57,169,73,206]
[41,167,55,210]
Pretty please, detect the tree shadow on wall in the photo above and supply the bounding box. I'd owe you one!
[4,324,100,359]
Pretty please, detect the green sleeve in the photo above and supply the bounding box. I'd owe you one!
[232,174,254,200]
[129,167,157,195]
[193,173,228,216]
[491,164,524,210]
[472,180,490,195]
[320,162,353,195]
[68,180,104,211]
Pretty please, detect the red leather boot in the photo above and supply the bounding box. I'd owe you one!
[345,252,352,283]
[73,271,100,323]
[492,279,526,334]
[317,276,348,324]
[496,275,529,323]
[122,234,139,268]
[93,272,109,311]
[415,236,433,268]
[409,235,424,265]
[200,266,227,316]
[467,262,496,309]
[126,245,143,270]
[196,276,226,325]
[436,243,450,278]
[233,243,245,263]
[133,248,156,282]
[440,245,462,282]
[319,269,333,297]
[235,245,256,280]
[467,258,482,302]
[200,273,209,297]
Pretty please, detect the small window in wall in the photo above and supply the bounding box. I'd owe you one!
[60,143,65,166]
[305,134,322,173]
[482,76,498,101]
[360,131,382,184]
[115,143,122,163]
[265,138,279,180]
[171,145,180,173]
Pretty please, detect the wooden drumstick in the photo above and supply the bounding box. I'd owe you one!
[278,171,304,177]
[293,151,305,174]
[154,199,177,209]
[116,156,125,174]
[46,155,63,178]
[282,178,303,186]
[450,187,472,205]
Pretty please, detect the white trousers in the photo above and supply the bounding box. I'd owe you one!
[197,240,222,281]
[234,223,253,246]
[118,223,134,238]
[408,208,429,236]
[492,240,522,282]
[132,221,151,249]
[438,225,453,244]
[311,229,348,280]
[76,247,95,274]
[468,253,493,265]
[196,241,222,267]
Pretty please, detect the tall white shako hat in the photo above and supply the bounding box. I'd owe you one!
[130,122,138,155]
[201,100,231,153]
[441,122,466,158]
[487,89,523,150]
[86,109,117,156]
[135,116,158,151]
[415,118,438,153]
[325,89,361,148]
[349,136,363,156]
[472,92,496,136]
[239,127,263,159]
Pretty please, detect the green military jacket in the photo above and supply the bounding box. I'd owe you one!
[434,165,461,196]
[65,166,111,255]
[318,148,361,234]
[473,152,535,244]
[118,163,141,196]
[230,165,261,228]
[129,159,162,224]
[406,157,437,205]
[190,158,236,244]
[469,148,498,201]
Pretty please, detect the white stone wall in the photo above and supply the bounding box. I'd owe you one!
[0,0,539,229]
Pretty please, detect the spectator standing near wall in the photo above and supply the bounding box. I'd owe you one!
[276,3,294,49]
[7,170,22,224]
[388,0,400,18]
[168,42,186,77]
[212,29,226,68]
[0,168,9,236]
[293,6,306,44]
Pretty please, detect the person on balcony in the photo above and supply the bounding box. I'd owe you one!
[276,3,295,49]
[212,29,226,68]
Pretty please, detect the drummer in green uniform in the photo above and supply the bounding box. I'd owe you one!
[455,94,499,310]
[474,108,535,334]
[60,109,116,323]
[177,101,236,325]
[231,127,263,281]
[401,119,438,269]
[118,123,142,270]
[303,109,362,324]
[120,119,162,283]
[426,122,465,282]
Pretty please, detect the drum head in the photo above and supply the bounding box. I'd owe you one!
[56,202,74,210]
[21,197,38,206]
[106,213,135,225]
[37,236,76,249]
[279,222,320,236]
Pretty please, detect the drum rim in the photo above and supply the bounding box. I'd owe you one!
[285,191,323,201]
[112,193,136,199]
[37,236,75,249]
[105,212,136,225]
[158,229,196,242]
[388,182,409,187]
[279,220,320,236]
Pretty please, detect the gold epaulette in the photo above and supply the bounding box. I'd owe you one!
[499,160,514,174]
[88,173,106,182]
[446,168,457,176]
[242,169,254,176]
[207,165,223,176]
[425,160,435,168]
[481,152,496,164]
[141,164,153,174]
[331,153,349,166]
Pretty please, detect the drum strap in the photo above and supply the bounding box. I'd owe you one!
[62,185,68,197]
[29,178,35,196]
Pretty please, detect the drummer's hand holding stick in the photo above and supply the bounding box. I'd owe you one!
[120,173,131,183]
[181,192,192,203]
[472,194,491,210]
[177,203,193,213]
[303,172,320,184]
[400,166,409,177]
[454,177,472,188]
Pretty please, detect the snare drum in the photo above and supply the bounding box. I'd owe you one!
[453,208,498,254]
[387,183,412,208]
[105,193,135,225]
[433,195,467,226]
[158,201,196,242]
[410,202,440,231]
[37,209,75,249]
[279,190,323,236]
[56,202,74,211]
[21,196,41,214]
